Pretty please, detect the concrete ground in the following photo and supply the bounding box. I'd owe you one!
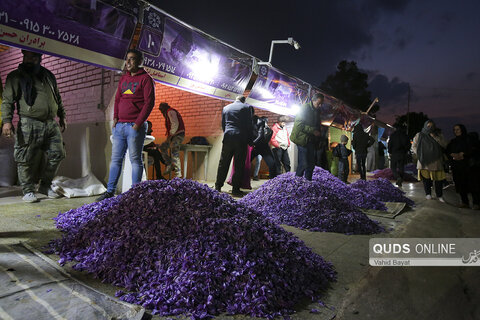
[0,175,479,320]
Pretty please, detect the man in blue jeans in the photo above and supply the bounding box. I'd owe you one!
[290,93,323,180]
[96,49,155,201]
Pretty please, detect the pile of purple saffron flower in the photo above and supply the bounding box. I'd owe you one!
[51,179,336,319]
[240,170,384,234]
[349,178,415,206]
[312,168,387,211]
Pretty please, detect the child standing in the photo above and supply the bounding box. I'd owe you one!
[333,135,352,183]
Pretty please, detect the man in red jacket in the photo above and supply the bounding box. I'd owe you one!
[97,49,155,201]
[159,102,185,178]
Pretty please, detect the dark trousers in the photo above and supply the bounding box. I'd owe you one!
[272,147,291,174]
[356,153,367,180]
[390,153,406,181]
[144,148,165,179]
[216,138,247,190]
[338,158,349,182]
[471,166,480,205]
[378,155,385,170]
[315,147,328,170]
[422,178,443,198]
[452,165,470,205]
[296,143,316,181]
[251,146,277,178]
[14,118,65,194]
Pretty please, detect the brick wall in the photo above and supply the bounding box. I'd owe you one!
[146,86,280,143]
[0,46,284,181]
[0,47,120,125]
[148,86,226,140]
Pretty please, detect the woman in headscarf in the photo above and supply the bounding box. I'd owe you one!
[411,120,447,202]
[447,124,478,208]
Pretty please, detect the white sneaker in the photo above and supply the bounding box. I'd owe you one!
[38,186,61,199]
[438,197,446,203]
[22,192,39,203]
[426,195,432,200]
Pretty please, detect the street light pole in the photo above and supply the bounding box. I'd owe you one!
[258,37,301,66]
[365,97,379,114]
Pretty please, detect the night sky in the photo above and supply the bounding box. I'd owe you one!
[153,0,480,139]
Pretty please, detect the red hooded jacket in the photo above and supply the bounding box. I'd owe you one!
[114,68,155,127]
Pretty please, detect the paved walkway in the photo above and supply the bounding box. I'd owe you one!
[0,178,479,319]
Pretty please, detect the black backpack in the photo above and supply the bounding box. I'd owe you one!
[332,145,341,158]
[188,136,210,145]
[264,124,273,142]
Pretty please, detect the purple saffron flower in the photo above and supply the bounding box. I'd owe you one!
[50,179,337,318]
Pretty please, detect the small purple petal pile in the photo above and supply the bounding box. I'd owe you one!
[239,170,384,234]
[349,178,415,206]
[50,179,336,319]
[404,163,418,176]
[371,168,417,182]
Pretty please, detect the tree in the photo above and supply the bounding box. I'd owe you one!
[393,111,430,140]
[320,60,378,114]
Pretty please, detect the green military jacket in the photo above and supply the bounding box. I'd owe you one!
[290,101,318,147]
[1,66,65,123]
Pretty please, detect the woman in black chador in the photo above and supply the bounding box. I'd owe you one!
[446,124,479,209]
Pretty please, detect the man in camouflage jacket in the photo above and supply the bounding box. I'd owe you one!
[1,50,66,202]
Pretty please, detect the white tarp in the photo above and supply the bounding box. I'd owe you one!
[52,174,106,198]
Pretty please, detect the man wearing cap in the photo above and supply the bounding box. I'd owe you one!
[333,135,352,183]
[1,50,66,202]
[290,93,323,181]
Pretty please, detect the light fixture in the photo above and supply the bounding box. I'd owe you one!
[287,37,301,50]
[258,37,301,66]
[364,97,379,114]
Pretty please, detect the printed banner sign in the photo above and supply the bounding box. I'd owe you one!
[332,104,361,130]
[139,6,253,100]
[370,238,480,266]
[0,0,138,70]
[246,65,310,115]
